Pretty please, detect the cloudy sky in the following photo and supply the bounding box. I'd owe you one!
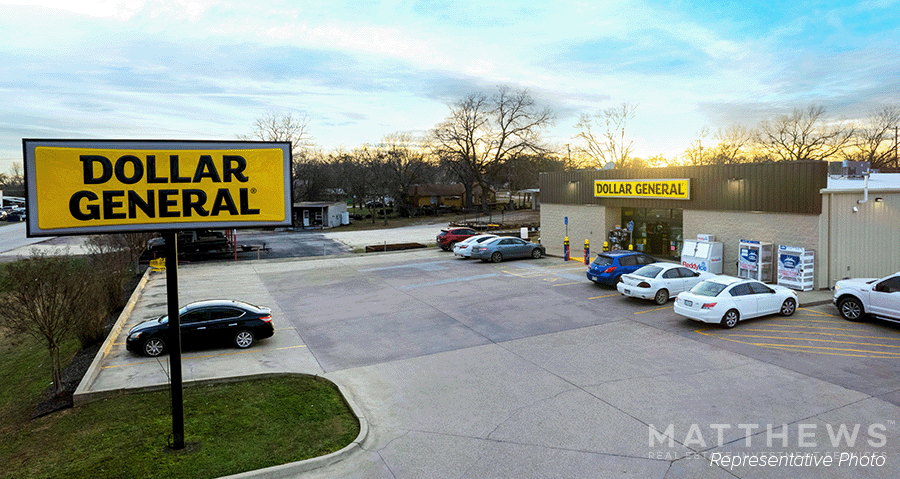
[1,0,898,173]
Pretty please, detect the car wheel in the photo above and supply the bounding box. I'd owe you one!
[448,241,457,250]
[654,289,669,305]
[531,248,542,259]
[614,275,623,285]
[721,309,739,329]
[143,337,166,357]
[234,330,255,349]
[491,252,503,263]
[838,297,864,322]
[780,298,797,316]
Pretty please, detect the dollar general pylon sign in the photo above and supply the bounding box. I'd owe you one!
[23,140,292,236]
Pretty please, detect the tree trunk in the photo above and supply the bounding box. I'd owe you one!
[49,343,63,396]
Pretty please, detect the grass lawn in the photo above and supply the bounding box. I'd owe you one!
[0,334,359,479]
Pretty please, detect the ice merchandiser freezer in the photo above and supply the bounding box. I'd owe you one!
[738,240,773,283]
[680,235,723,274]
[777,245,815,291]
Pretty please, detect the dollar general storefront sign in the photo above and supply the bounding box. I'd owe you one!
[23,140,292,236]
[594,179,691,200]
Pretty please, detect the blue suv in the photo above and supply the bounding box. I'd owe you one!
[586,250,656,285]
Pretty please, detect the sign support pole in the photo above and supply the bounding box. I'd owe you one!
[165,232,185,450]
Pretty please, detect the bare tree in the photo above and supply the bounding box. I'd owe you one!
[292,147,333,202]
[574,102,637,169]
[681,127,711,166]
[756,105,854,162]
[378,133,436,216]
[240,111,312,156]
[0,251,104,396]
[241,111,324,201]
[332,149,370,210]
[432,86,554,211]
[710,125,753,164]
[850,105,900,169]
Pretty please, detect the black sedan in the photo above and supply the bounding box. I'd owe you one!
[126,299,274,357]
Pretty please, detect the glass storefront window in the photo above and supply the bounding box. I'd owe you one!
[619,208,683,258]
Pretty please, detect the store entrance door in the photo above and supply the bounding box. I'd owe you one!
[646,222,670,257]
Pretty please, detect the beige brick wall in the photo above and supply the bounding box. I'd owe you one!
[682,210,820,284]
[540,203,618,259]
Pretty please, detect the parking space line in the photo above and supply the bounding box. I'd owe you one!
[701,331,900,348]
[745,322,882,332]
[770,317,850,324]
[763,344,900,359]
[743,342,900,358]
[633,306,671,315]
[276,345,307,350]
[589,293,619,299]
[740,328,900,341]
[550,281,583,287]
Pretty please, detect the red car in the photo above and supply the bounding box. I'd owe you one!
[436,227,478,251]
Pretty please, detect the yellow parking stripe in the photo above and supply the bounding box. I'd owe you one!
[741,342,900,358]
[589,293,620,300]
[694,329,895,357]
[736,328,900,341]
[699,332,900,349]
[634,306,671,315]
[740,322,887,332]
[551,281,583,287]
[764,345,900,359]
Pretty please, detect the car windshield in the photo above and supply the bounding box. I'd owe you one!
[158,305,191,323]
[689,281,728,297]
[592,255,613,266]
[632,265,663,278]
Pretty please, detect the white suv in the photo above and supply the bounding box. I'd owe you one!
[833,272,900,322]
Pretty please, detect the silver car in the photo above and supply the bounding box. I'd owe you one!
[453,234,498,258]
[470,237,545,263]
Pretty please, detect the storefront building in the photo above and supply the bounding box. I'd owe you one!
[539,161,900,289]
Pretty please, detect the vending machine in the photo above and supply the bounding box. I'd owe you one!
[777,245,815,291]
[680,234,723,274]
[738,240,773,283]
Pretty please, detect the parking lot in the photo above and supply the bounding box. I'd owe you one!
[78,247,900,478]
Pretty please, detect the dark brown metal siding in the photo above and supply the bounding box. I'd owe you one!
[539,161,827,214]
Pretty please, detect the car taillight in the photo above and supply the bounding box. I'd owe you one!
[638,282,650,288]
[260,314,272,322]
[604,267,617,273]
[701,303,717,309]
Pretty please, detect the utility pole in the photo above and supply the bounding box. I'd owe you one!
[894,126,898,168]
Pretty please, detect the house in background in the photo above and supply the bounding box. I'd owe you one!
[292,201,348,228]
[407,183,496,211]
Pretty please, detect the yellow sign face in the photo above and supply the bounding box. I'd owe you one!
[24,140,292,236]
[594,179,690,200]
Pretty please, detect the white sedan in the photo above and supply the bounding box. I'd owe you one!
[617,263,715,304]
[453,234,498,258]
[673,275,799,328]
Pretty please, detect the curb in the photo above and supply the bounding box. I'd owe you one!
[73,266,154,407]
